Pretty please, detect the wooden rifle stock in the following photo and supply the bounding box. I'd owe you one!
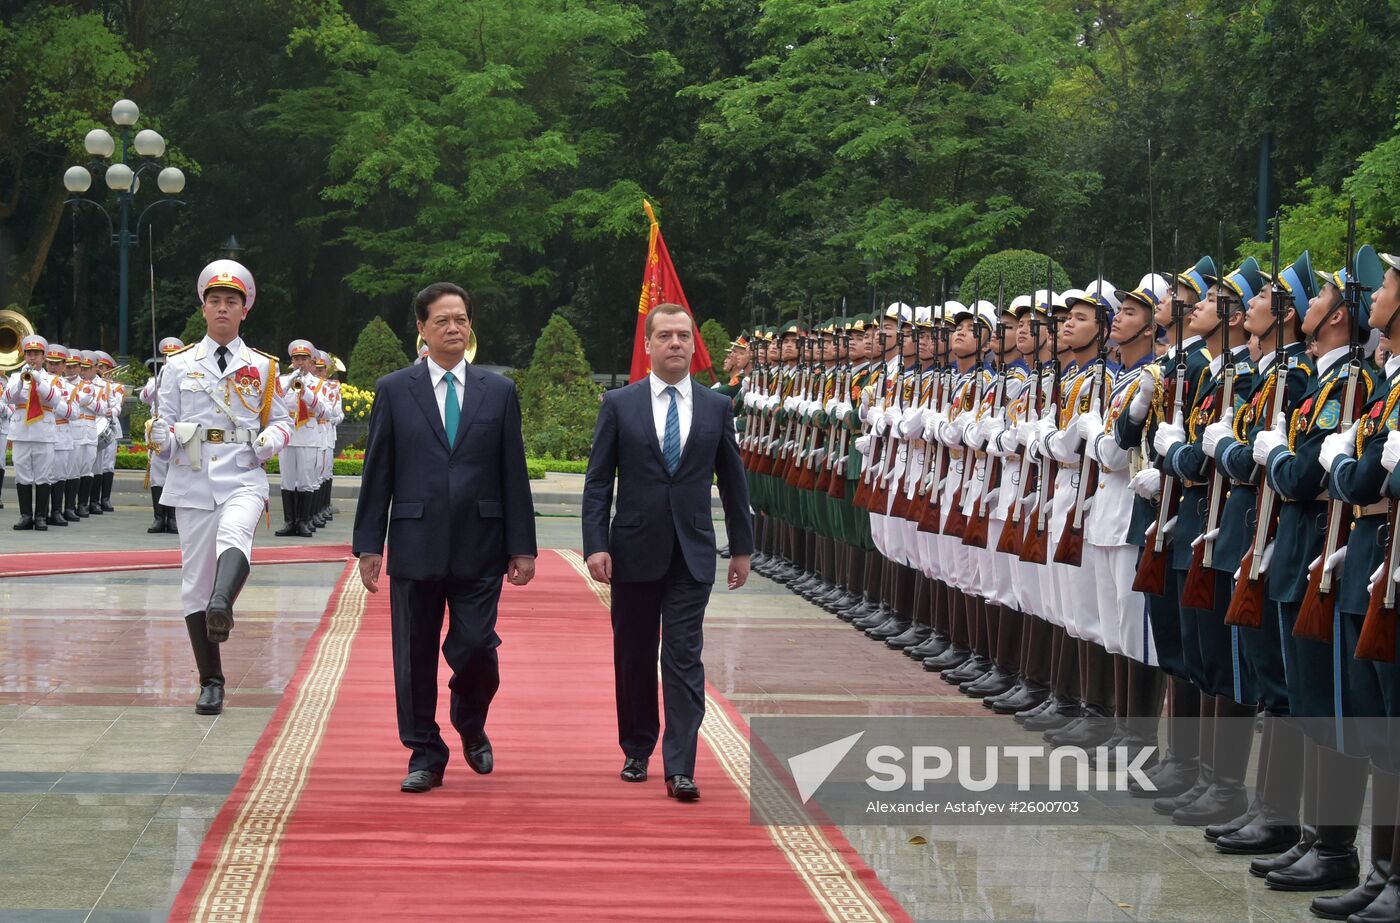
[1356,506,1399,662]
[1181,539,1215,609]
[1295,366,1367,642]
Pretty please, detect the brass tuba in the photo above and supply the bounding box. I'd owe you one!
[415,330,478,364]
[0,309,36,374]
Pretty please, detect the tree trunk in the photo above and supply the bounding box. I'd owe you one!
[5,179,67,312]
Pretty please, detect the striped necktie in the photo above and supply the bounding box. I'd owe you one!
[662,386,681,474]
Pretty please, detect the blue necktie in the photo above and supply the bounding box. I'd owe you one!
[662,386,681,474]
[443,371,460,447]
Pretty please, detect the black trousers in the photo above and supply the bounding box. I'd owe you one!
[390,574,503,774]
[611,542,713,779]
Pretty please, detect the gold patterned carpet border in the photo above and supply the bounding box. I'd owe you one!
[555,548,895,923]
[189,564,366,923]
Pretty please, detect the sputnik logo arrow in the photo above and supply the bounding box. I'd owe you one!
[787,731,865,804]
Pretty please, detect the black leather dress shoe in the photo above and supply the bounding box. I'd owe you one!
[1250,834,1315,878]
[1131,758,1198,799]
[1265,841,1360,892]
[1014,695,1057,723]
[621,758,648,782]
[962,667,1017,698]
[1172,782,1249,827]
[1153,773,1210,816]
[866,618,910,641]
[463,732,493,774]
[1023,698,1081,732]
[1309,867,1388,920]
[885,624,931,650]
[942,655,991,685]
[923,646,970,672]
[667,774,700,802]
[196,681,225,716]
[1216,822,1301,856]
[1350,876,1400,922]
[989,682,1049,715]
[401,770,443,793]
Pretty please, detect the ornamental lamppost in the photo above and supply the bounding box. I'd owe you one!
[63,98,186,365]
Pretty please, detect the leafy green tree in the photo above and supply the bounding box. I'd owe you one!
[517,314,599,460]
[179,310,207,344]
[347,316,408,388]
[694,317,730,387]
[960,251,1072,303]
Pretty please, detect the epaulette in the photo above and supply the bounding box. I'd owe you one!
[167,343,196,356]
[252,348,277,363]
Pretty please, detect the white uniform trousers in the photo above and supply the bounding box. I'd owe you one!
[986,520,1016,609]
[149,452,170,488]
[281,445,320,491]
[74,443,96,480]
[1087,542,1156,665]
[11,441,53,484]
[320,444,333,481]
[50,447,71,486]
[176,488,265,615]
[1061,544,1102,646]
[101,439,116,473]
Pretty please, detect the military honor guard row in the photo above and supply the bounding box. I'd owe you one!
[727,239,1400,923]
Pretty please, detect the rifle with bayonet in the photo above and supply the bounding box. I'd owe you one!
[964,277,1009,549]
[1021,260,1061,565]
[999,272,1048,557]
[1182,239,1236,609]
[1133,234,1187,594]
[916,301,955,532]
[1296,201,1370,641]
[1226,213,1286,629]
[1056,258,1111,567]
[855,318,901,510]
[942,281,984,538]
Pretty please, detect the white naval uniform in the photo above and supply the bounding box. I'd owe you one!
[73,377,101,480]
[155,336,292,615]
[50,375,75,485]
[3,367,65,484]
[1084,359,1156,665]
[279,372,329,491]
[974,365,1029,610]
[102,380,123,473]
[140,372,170,486]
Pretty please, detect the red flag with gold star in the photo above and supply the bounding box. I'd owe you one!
[630,200,713,383]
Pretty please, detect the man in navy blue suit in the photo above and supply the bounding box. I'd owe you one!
[353,282,537,794]
[583,302,754,802]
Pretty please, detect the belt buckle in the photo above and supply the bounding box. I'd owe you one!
[206,428,225,444]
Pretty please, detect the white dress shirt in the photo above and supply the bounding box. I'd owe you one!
[426,355,467,429]
[649,372,693,457]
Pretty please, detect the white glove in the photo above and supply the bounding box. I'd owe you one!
[1252,413,1289,466]
[1370,564,1385,595]
[1191,527,1221,550]
[855,435,872,457]
[978,417,1005,450]
[983,488,1000,510]
[1128,370,1157,423]
[1129,467,1162,500]
[783,396,800,413]
[1307,547,1347,582]
[1015,419,1039,449]
[1319,424,1358,474]
[824,397,839,415]
[1153,412,1186,457]
[1202,408,1236,459]
[883,407,902,429]
[253,428,281,462]
[989,430,1017,458]
[941,417,965,447]
[1383,430,1400,473]
[1077,410,1104,443]
[148,418,170,447]
[898,406,926,437]
[834,401,853,421]
[872,413,889,437]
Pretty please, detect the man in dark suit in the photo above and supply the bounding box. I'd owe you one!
[353,282,537,794]
[583,302,754,802]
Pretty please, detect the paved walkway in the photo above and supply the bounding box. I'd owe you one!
[0,503,1328,921]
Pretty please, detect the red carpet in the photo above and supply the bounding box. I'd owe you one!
[169,551,907,922]
[0,544,351,578]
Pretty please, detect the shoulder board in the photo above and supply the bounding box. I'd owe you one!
[167,344,196,357]
[252,348,277,362]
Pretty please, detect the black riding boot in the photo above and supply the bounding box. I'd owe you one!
[274,489,299,537]
[76,476,93,517]
[100,470,115,511]
[295,491,314,537]
[185,612,226,715]
[205,549,251,644]
[148,487,166,533]
[12,482,34,530]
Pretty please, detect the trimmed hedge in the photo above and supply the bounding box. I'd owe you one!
[114,449,549,480]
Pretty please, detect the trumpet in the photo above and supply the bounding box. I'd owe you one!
[21,369,33,383]
[288,369,306,391]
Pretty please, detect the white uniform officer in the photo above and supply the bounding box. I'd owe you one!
[314,349,343,527]
[71,351,102,518]
[94,351,123,511]
[0,368,10,509]
[4,335,66,531]
[43,344,76,526]
[139,337,186,532]
[274,339,329,537]
[149,260,292,715]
